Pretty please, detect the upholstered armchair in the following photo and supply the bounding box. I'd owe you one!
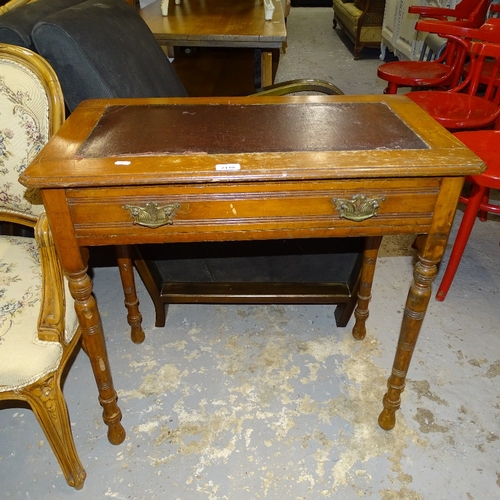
[0,43,85,489]
[332,0,386,60]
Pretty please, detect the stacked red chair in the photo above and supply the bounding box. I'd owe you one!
[408,0,492,28]
[377,0,495,95]
[380,4,500,301]
[407,37,500,131]
[436,131,500,301]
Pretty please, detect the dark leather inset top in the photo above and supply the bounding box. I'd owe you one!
[77,102,428,158]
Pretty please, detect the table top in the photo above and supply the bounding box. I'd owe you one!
[139,0,286,47]
[20,95,484,189]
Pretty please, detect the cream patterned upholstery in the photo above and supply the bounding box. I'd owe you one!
[0,43,86,489]
[0,234,79,390]
[0,51,47,222]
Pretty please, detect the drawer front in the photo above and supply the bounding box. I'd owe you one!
[67,178,441,244]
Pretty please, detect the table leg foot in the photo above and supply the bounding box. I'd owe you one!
[352,236,382,340]
[352,309,368,340]
[101,403,126,445]
[378,407,397,431]
[378,384,401,430]
[115,245,145,344]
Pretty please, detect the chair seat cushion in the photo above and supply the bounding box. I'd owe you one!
[32,0,188,112]
[0,235,78,392]
[0,0,85,49]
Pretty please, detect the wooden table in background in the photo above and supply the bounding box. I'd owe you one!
[139,0,286,87]
[20,95,483,444]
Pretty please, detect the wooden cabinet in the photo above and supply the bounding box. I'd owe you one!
[381,0,458,60]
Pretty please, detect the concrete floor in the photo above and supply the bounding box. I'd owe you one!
[2,7,500,499]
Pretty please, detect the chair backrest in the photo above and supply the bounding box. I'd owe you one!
[414,16,500,88]
[0,43,64,226]
[416,16,500,45]
[415,31,471,88]
[459,0,484,12]
[444,35,471,87]
[467,0,495,27]
[460,40,500,103]
[31,0,188,112]
[0,0,85,50]
[418,33,447,61]
[410,0,491,28]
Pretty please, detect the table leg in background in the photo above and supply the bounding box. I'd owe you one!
[115,245,145,344]
[352,236,382,340]
[261,50,273,87]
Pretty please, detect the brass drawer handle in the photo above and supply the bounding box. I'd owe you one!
[332,194,385,222]
[123,202,180,228]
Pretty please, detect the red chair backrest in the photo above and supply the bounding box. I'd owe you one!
[411,0,491,28]
[433,35,471,87]
[454,0,487,17]
[464,41,500,103]
[413,20,479,88]
[416,17,500,45]
[467,0,497,27]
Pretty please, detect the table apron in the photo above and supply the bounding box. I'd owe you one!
[64,177,441,245]
[154,38,284,48]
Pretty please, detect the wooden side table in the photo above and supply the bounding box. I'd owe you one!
[20,95,484,443]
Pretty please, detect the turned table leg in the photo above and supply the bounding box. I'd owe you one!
[352,236,382,340]
[115,245,145,344]
[378,246,438,430]
[66,257,125,445]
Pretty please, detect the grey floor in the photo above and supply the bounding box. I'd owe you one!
[2,7,500,499]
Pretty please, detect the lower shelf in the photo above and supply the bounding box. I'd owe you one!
[133,237,364,328]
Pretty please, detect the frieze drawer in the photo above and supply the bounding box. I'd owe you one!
[66,177,441,244]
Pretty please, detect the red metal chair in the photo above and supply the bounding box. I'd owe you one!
[436,130,500,301]
[377,15,500,95]
[408,0,492,28]
[407,39,500,131]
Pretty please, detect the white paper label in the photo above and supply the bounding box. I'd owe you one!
[215,163,241,171]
